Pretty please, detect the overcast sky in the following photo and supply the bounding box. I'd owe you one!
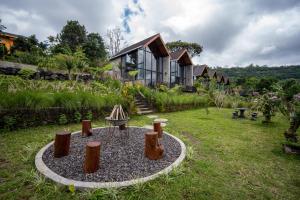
[1,0,300,67]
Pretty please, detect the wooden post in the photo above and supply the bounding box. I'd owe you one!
[145,132,164,160]
[153,122,162,138]
[84,141,101,173]
[82,120,92,137]
[54,131,71,158]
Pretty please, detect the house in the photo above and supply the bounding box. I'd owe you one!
[0,32,20,53]
[170,48,193,87]
[223,76,230,85]
[217,73,225,84]
[110,33,193,87]
[208,70,217,79]
[193,64,209,82]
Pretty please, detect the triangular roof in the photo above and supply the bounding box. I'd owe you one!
[217,73,225,83]
[208,70,217,79]
[193,65,209,77]
[223,76,230,85]
[0,31,23,38]
[111,33,169,59]
[170,49,193,65]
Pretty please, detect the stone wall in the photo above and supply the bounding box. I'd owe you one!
[0,60,93,81]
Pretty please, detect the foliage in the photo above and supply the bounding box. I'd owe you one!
[85,110,93,121]
[73,111,82,123]
[18,68,36,79]
[0,44,7,59]
[138,85,209,112]
[128,70,138,80]
[38,56,57,71]
[54,53,77,79]
[59,20,87,52]
[83,32,107,61]
[3,115,16,130]
[58,114,68,125]
[216,64,300,81]
[11,35,46,55]
[254,92,280,123]
[0,18,6,32]
[13,50,41,65]
[166,40,203,57]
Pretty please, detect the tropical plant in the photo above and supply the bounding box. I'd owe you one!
[254,92,280,123]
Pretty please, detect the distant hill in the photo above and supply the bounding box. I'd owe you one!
[215,65,300,80]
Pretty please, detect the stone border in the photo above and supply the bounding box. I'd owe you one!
[35,126,186,189]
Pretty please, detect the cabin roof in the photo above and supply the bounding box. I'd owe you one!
[193,65,209,77]
[170,49,193,65]
[110,33,169,60]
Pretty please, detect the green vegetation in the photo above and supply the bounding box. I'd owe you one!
[216,65,300,81]
[0,108,299,199]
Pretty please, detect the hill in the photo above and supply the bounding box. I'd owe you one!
[215,65,300,80]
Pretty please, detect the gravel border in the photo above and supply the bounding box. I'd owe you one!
[35,126,186,189]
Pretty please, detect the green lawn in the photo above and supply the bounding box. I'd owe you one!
[0,108,299,200]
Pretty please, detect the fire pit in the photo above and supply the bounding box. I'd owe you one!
[105,105,129,139]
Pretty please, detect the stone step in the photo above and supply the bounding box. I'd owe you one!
[137,110,153,115]
[138,107,151,111]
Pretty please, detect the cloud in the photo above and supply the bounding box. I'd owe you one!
[1,0,300,66]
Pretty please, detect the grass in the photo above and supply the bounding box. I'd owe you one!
[0,108,299,200]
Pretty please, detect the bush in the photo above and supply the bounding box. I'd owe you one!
[58,114,68,125]
[18,68,36,79]
[3,116,17,130]
[85,110,93,121]
[74,111,82,123]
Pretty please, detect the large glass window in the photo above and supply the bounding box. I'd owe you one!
[170,60,187,86]
[120,47,163,86]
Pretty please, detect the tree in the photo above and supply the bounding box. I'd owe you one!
[10,35,44,53]
[0,19,6,32]
[83,33,107,61]
[255,77,278,94]
[59,20,87,52]
[166,40,203,57]
[54,54,76,80]
[106,27,124,56]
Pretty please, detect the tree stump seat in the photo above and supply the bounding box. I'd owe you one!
[145,132,164,160]
[153,122,163,138]
[82,120,92,137]
[54,131,71,158]
[84,141,101,173]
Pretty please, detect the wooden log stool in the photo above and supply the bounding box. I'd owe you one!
[145,132,164,160]
[84,141,101,173]
[153,122,163,138]
[54,131,71,158]
[82,120,92,137]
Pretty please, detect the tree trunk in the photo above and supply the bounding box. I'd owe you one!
[284,116,299,142]
[153,122,162,138]
[54,131,71,158]
[82,120,92,137]
[145,132,164,160]
[84,141,100,173]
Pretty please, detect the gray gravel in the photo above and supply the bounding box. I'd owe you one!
[42,127,181,182]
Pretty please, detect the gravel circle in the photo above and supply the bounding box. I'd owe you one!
[42,127,182,182]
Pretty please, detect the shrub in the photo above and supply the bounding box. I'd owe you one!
[58,114,68,125]
[85,110,93,121]
[3,116,17,130]
[18,68,36,79]
[74,111,82,123]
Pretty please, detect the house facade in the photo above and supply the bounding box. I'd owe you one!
[110,34,193,87]
[0,32,20,53]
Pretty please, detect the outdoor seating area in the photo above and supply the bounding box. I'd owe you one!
[35,105,185,188]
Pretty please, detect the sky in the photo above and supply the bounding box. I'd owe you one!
[1,0,300,67]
